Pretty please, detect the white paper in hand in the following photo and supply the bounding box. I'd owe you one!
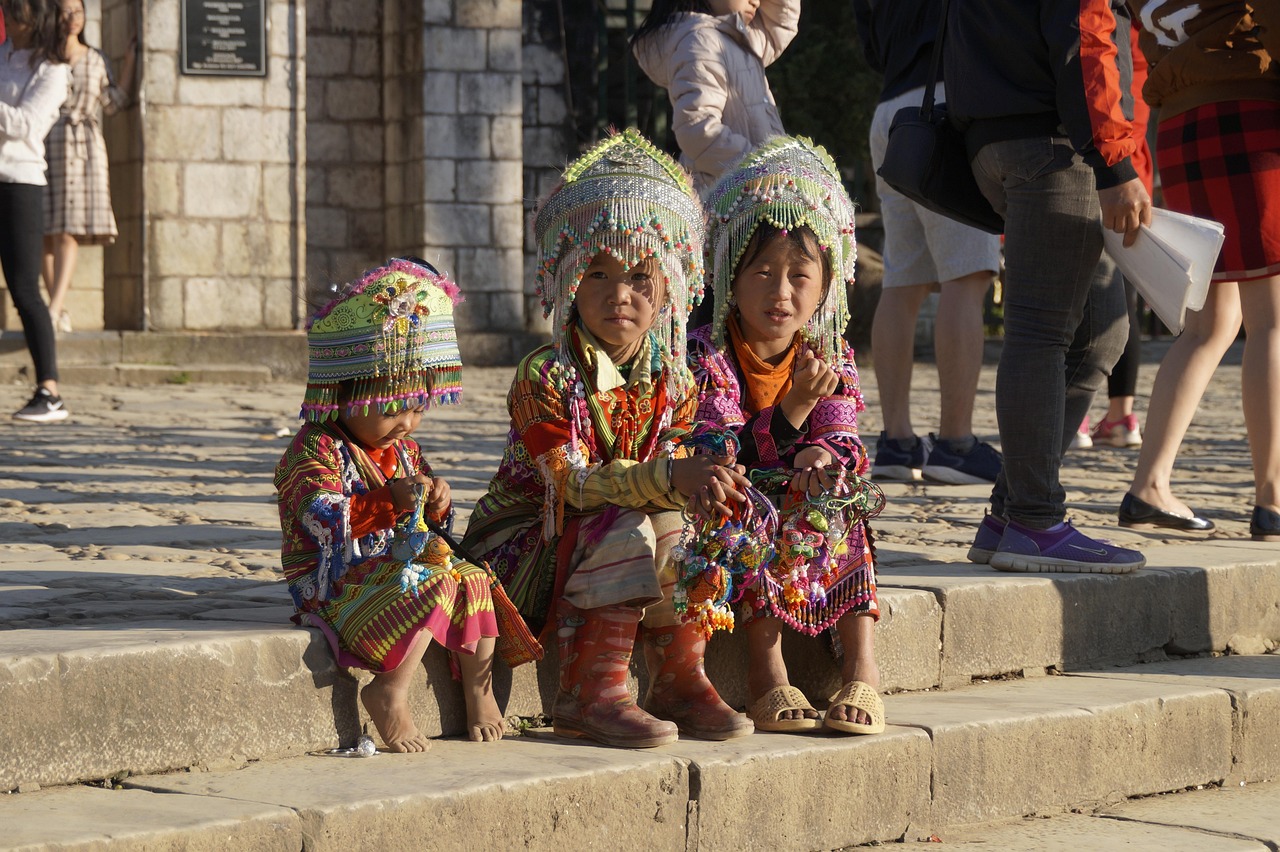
[1102,209,1225,334]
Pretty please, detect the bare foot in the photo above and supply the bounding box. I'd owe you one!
[361,677,431,753]
[465,684,506,743]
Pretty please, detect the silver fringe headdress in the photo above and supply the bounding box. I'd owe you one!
[705,136,858,361]
[534,128,706,367]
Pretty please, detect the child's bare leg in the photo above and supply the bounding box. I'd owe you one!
[827,612,880,726]
[745,616,817,722]
[457,636,505,743]
[361,629,433,753]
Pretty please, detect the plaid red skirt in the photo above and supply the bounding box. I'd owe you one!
[1157,100,1280,282]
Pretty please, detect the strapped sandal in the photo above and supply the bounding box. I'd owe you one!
[749,685,822,732]
[823,680,885,735]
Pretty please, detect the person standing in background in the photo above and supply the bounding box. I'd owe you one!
[40,0,135,334]
[854,0,1003,486]
[949,0,1151,573]
[1,0,70,422]
[631,0,798,192]
[1120,1,1280,539]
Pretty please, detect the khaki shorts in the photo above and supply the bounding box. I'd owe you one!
[870,84,1002,289]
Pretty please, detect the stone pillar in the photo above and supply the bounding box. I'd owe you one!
[521,0,572,337]
[305,0,384,291]
[113,0,306,331]
[402,0,531,361]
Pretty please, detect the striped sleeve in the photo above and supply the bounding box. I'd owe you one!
[570,457,682,511]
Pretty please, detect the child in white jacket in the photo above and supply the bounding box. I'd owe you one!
[631,0,799,192]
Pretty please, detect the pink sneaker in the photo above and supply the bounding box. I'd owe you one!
[1091,414,1142,448]
[1068,416,1092,450]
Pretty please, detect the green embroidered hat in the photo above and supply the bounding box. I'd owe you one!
[534,127,706,365]
[705,136,858,361]
[302,258,463,422]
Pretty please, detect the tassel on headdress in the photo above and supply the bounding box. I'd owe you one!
[301,257,464,422]
[705,136,858,362]
[533,127,706,370]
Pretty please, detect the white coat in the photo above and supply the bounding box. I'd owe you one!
[633,0,799,192]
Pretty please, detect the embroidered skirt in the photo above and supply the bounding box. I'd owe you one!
[1157,99,1280,282]
[297,555,497,674]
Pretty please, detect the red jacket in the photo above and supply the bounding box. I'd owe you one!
[944,0,1141,189]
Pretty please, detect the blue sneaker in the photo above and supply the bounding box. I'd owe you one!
[923,435,1002,485]
[967,513,1006,564]
[872,432,928,481]
[989,520,1145,574]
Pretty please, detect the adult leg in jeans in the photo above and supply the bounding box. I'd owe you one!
[0,183,60,393]
[984,255,1128,519]
[1061,255,1129,456]
[972,138,1105,528]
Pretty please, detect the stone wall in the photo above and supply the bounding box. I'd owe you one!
[121,0,306,330]
[520,0,573,335]
[410,0,527,346]
[303,0,383,295]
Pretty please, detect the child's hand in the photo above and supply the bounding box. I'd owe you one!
[791,462,837,497]
[672,456,751,518]
[426,476,452,519]
[390,474,432,513]
[781,350,840,428]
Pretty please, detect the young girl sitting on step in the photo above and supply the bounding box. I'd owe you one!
[462,129,753,748]
[275,258,504,752]
[686,136,886,735]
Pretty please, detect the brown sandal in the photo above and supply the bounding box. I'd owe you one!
[749,685,821,732]
[823,680,885,735]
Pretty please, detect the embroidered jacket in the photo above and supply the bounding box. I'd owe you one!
[686,323,869,475]
[463,323,696,627]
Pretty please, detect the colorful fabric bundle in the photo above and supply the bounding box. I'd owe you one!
[669,425,777,638]
[302,257,464,421]
[752,468,885,634]
[704,135,859,363]
[534,127,706,371]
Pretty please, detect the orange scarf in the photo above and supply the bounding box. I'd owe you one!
[727,313,799,415]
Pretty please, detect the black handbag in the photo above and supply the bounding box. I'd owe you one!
[875,0,1004,235]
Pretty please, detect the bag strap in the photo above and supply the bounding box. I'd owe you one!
[921,0,951,121]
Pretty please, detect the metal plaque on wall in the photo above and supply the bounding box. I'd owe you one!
[181,0,267,77]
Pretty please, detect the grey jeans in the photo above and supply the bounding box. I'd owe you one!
[971,136,1129,527]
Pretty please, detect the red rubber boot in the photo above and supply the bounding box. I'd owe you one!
[552,600,679,748]
[642,622,753,740]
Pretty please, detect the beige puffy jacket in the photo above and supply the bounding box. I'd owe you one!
[634,0,799,192]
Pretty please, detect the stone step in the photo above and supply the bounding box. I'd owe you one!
[0,329,548,384]
[3,540,1279,794]
[899,782,1280,850]
[3,656,1277,851]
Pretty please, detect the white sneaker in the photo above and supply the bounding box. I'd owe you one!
[12,387,69,422]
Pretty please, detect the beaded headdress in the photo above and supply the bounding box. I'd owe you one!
[301,257,463,422]
[705,136,857,361]
[534,127,706,366]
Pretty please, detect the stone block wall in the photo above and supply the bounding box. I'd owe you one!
[406,0,527,340]
[120,0,306,330]
[520,0,573,336]
[304,0,384,297]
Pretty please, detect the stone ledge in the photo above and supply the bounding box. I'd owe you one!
[4,672,1269,850]
[886,674,1234,827]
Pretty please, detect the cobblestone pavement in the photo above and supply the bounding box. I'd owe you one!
[0,341,1257,630]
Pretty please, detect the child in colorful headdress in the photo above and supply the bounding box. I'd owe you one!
[275,257,504,752]
[687,135,887,735]
[462,128,754,748]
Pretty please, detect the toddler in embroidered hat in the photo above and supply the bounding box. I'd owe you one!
[275,258,505,751]
[686,135,887,736]
[463,129,754,748]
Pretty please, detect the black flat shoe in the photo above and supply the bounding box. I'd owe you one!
[1118,493,1215,531]
[1250,505,1280,542]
